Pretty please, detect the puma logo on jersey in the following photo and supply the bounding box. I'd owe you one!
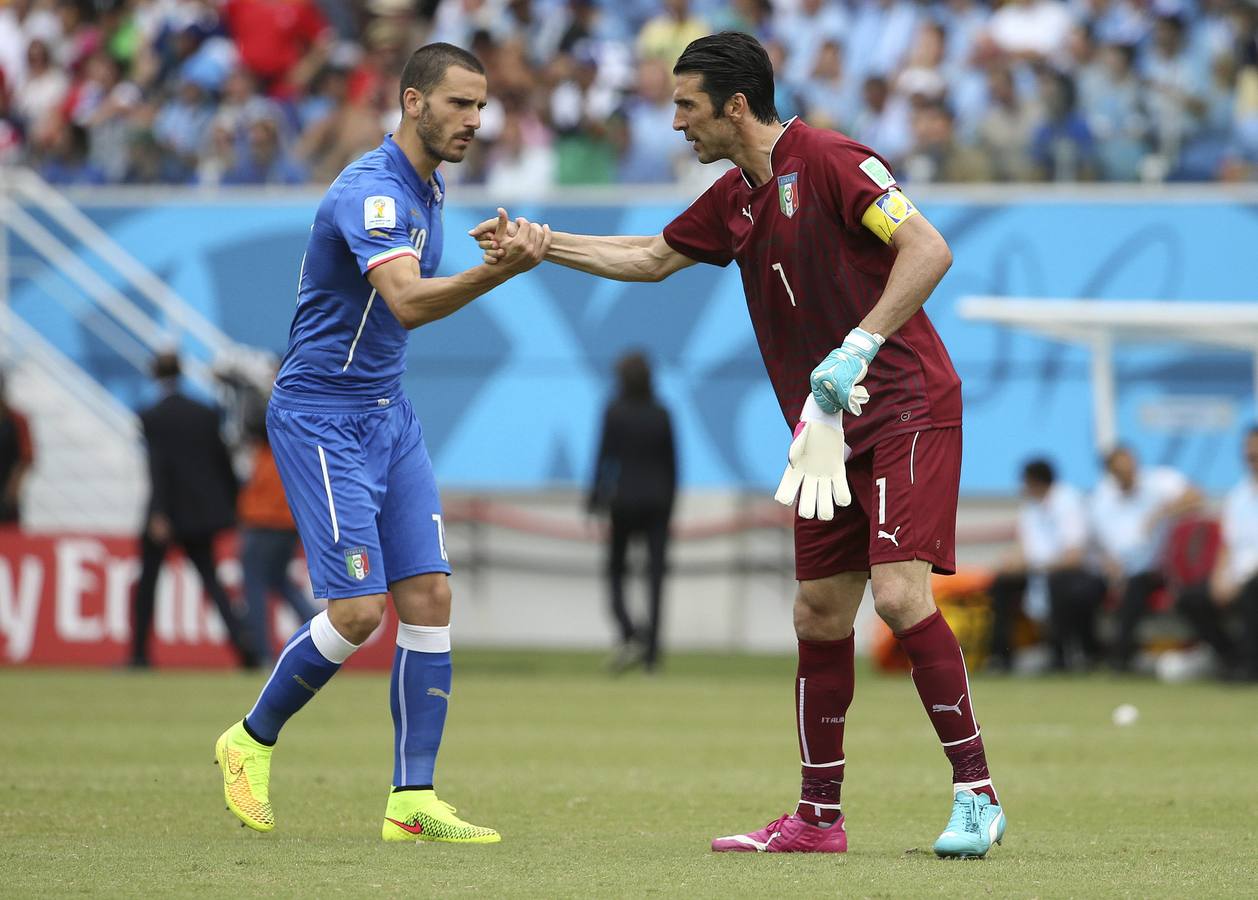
[741,206,754,223]
[931,694,965,716]
[877,525,901,547]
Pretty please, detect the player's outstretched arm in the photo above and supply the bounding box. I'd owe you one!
[470,214,695,283]
[370,210,551,329]
[857,214,952,338]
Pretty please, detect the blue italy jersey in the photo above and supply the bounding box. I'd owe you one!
[275,135,445,399]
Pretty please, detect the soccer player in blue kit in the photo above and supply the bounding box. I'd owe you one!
[214,43,551,843]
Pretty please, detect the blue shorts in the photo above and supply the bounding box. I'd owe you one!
[267,388,450,601]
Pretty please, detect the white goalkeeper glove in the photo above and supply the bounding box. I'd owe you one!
[774,394,853,521]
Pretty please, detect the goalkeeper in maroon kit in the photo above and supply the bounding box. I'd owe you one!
[472,32,1005,859]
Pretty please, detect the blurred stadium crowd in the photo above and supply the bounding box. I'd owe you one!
[1,0,1256,189]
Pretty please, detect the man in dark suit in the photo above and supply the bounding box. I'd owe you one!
[589,351,677,673]
[130,352,256,668]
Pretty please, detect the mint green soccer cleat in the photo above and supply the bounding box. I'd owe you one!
[933,789,1005,859]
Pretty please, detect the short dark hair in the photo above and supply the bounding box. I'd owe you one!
[673,32,779,125]
[152,351,181,381]
[1022,458,1055,487]
[616,351,653,402]
[398,43,485,110]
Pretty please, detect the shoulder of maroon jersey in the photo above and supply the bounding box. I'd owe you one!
[795,122,880,162]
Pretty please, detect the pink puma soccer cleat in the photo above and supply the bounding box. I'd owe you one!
[711,813,847,853]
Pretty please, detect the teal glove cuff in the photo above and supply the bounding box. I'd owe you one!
[843,327,884,364]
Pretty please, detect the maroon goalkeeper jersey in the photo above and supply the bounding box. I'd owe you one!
[662,118,961,455]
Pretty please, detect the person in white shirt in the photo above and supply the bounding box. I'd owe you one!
[989,459,1105,672]
[1175,428,1258,682]
[1090,445,1202,671]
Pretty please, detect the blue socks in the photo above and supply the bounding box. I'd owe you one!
[390,623,452,786]
[245,611,359,744]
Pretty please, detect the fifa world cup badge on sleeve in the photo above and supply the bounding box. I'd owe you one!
[777,172,800,218]
[858,156,895,189]
[364,196,397,230]
[345,547,371,580]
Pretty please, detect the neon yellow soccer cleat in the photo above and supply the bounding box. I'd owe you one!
[382,790,501,844]
[214,721,274,832]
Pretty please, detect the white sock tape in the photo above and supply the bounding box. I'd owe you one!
[397,622,451,653]
[309,610,360,664]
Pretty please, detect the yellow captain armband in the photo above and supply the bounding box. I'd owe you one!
[860,190,919,244]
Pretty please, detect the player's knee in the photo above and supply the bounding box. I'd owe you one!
[329,597,387,644]
[793,577,860,640]
[394,573,452,625]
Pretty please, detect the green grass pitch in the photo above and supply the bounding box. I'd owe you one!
[2,651,1255,897]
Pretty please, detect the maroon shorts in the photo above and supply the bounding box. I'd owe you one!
[794,426,960,581]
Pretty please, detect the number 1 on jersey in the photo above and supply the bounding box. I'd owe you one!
[771,262,797,307]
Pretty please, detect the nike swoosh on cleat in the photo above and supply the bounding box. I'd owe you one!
[385,817,424,835]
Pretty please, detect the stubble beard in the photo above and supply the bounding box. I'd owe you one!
[417,102,466,164]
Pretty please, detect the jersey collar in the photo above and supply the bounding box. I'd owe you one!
[739,116,801,191]
[382,134,443,204]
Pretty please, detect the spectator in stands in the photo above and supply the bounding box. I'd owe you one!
[235,372,317,666]
[984,0,1075,64]
[773,0,847,88]
[221,0,330,98]
[130,352,255,669]
[1090,445,1202,672]
[903,98,990,182]
[989,458,1104,673]
[38,121,106,185]
[153,67,217,181]
[0,372,34,527]
[976,63,1038,180]
[636,0,708,66]
[617,56,683,183]
[14,37,68,133]
[548,46,623,185]
[797,40,858,133]
[485,95,556,194]
[1143,14,1209,180]
[589,351,677,674]
[1030,68,1096,180]
[1169,427,1258,682]
[1083,42,1149,181]
[851,75,913,167]
[220,113,307,185]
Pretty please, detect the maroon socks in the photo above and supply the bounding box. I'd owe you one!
[896,610,998,804]
[795,636,854,825]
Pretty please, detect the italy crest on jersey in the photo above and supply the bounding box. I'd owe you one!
[345,546,371,580]
[777,172,800,218]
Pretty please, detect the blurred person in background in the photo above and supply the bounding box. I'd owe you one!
[797,39,859,133]
[988,458,1104,673]
[1090,445,1202,672]
[850,75,912,167]
[0,372,34,528]
[221,0,331,98]
[902,97,990,183]
[618,55,687,183]
[233,370,318,667]
[588,351,677,674]
[13,37,68,133]
[636,0,708,65]
[1168,427,1258,683]
[1029,67,1096,180]
[773,0,847,87]
[1081,42,1149,181]
[484,93,556,194]
[1143,14,1208,180]
[130,352,255,669]
[221,112,308,184]
[976,63,1038,180]
[983,0,1075,65]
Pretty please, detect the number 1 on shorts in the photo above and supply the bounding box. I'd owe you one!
[875,476,887,525]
